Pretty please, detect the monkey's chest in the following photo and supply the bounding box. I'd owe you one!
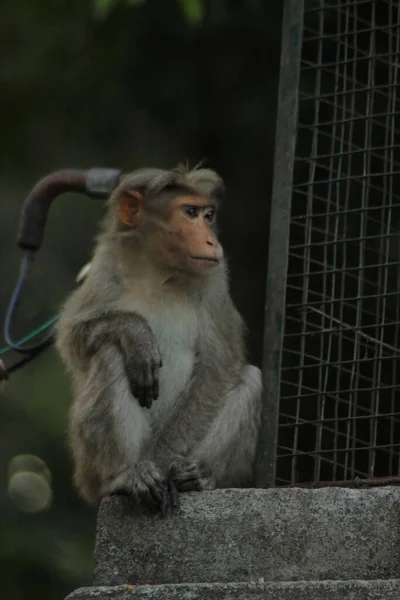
[123,296,198,422]
[149,312,198,422]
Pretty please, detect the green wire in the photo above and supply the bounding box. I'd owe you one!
[0,315,59,355]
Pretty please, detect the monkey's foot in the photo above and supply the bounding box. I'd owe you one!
[160,478,180,517]
[122,461,178,516]
[168,457,215,492]
[129,461,168,511]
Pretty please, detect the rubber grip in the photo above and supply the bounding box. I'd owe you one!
[17,168,122,251]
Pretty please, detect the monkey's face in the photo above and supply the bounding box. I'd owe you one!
[146,194,224,276]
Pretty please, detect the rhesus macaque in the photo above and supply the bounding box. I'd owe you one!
[56,166,262,514]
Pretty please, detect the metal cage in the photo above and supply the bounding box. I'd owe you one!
[257,0,400,488]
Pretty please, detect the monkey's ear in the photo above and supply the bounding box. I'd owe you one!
[118,190,144,227]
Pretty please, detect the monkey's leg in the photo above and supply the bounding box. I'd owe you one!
[169,365,262,491]
[71,347,168,510]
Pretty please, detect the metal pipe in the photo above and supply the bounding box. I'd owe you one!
[17,168,122,251]
[254,0,305,488]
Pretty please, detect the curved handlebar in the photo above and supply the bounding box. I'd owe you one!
[17,168,123,251]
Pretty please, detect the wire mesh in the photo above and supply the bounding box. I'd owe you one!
[276,0,400,485]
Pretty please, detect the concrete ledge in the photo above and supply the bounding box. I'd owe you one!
[66,580,400,600]
[94,488,400,586]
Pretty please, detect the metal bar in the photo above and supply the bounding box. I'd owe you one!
[304,23,400,41]
[279,412,400,426]
[282,475,400,489]
[254,0,304,488]
[274,0,400,486]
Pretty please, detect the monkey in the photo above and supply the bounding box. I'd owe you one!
[56,165,262,514]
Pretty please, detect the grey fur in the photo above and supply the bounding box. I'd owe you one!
[56,166,262,513]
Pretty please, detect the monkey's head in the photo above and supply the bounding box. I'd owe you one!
[108,166,225,276]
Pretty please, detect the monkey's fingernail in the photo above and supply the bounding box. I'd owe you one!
[159,491,168,517]
[169,480,179,508]
[144,390,152,409]
[146,488,161,508]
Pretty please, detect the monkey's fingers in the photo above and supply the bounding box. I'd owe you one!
[151,372,159,403]
[131,384,150,409]
[169,459,200,481]
[141,481,166,512]
[133,462,167,512]
[145,363,160,405]
[129,381,139,400]
[159,480,179,517]
[126,366,153,409]
[143,364,157,407]
[138,383,150,409]
[169,459,214,492]
[133,365,159,409]
[175,477,202,492]
[168,479,180,509]
[160,488,168,517]
[125,365,141,401]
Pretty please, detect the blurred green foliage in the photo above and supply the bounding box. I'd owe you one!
[0,0,281,598]
[93,0,204,24]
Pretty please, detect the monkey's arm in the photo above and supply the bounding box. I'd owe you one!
[150,298,249,486]
[69,342,168,507]
[59,313,172,509]
[190,365,262,488]
[152,362,262,492]
[61,311,162,409]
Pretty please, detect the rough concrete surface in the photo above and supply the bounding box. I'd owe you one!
[93,488,400,586]
[66,580,400,600]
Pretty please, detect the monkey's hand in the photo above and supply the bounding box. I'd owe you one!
[82,312,162,408]
[168,457,215,493]
[107,314,162,409]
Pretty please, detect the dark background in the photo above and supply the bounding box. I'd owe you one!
[0,1,282,598]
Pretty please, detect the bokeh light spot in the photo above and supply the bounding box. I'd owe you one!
[7,455,53,513]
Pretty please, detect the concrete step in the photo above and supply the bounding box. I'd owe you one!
[66,580,400,600]
[94,488,400,586]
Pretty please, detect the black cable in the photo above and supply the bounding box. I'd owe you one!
[6,353,38,375]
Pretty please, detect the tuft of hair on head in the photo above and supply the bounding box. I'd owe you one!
[172,158,206,178]
[172,160,225,205]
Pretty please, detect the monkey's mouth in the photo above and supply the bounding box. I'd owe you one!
[190,255,220,264]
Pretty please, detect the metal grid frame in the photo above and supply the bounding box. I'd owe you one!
[256,0,400,487]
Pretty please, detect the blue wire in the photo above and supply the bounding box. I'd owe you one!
[0,315,59,355]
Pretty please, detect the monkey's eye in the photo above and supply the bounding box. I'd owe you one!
[204,208,216,223]
[184,206,199,219]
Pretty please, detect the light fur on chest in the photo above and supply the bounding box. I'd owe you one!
[119,288,198,424]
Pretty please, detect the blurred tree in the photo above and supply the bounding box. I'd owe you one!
[93,0,204,24]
